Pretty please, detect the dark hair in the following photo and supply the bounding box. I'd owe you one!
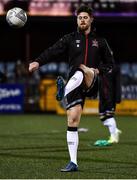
[76,4,93,17]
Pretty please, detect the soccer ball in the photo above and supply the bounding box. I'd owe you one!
[6,7,27,28]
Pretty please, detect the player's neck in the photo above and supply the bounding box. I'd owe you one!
[84,27,91,35]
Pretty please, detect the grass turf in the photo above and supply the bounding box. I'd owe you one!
[0,114,137,179]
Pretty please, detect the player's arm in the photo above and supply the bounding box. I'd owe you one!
[28,34,70,73]
[29,62,39,72]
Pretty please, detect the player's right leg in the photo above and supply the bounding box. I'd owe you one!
[56,76,65,101]
[64,70,84,96]
[56,70,84,101]
[79,64,97,91]
[56,64,97,101]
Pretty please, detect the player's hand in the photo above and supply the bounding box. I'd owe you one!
[29,62,39,72]
[95,68,99,74]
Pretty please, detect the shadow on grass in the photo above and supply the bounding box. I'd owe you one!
[0,132,65,138]
[120,141,137,146]
[0,145,112,151]
[0,149,137,167]
[0,145,67,152]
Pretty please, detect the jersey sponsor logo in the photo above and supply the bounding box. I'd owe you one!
[76,40,80,47]
[76,40,80,43]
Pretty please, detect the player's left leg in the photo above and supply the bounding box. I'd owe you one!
[100,110,122,143]
[96,73,122,145]
[61,77,86,172]
[60,104,82,172]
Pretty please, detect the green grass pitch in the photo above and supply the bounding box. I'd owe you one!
[0,114,137,179]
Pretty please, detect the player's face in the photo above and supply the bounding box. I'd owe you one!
[77,12,93,32]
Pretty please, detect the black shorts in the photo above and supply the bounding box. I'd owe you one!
[65,77,98,110]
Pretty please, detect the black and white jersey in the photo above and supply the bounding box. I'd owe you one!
[36,31,115,79]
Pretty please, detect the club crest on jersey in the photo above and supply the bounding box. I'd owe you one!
[92,39,98,48]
